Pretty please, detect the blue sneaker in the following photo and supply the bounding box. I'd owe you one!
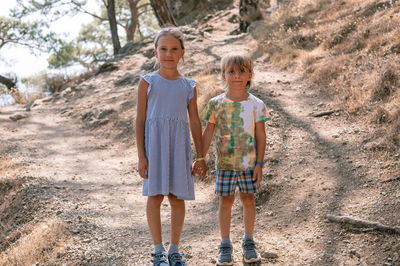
[168,252,186,266]
[151,251,169,266]
[242,239,261,263]
[216,243,233,265]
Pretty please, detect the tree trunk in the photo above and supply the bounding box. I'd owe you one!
[0,75,16,90]
[150,0,177,27]
[239,0,262,32]
[106,0,121,55]
[127,0,140,41]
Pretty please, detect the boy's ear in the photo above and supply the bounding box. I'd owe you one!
[222,72,226,81]
[154,48,158,58]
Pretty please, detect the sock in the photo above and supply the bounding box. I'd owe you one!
[221,237,232,245]
[168,243,179,255]
[154,242,165,254]
[243,233,254,241]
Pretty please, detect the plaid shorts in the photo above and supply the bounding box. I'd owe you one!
[215,170,260,196]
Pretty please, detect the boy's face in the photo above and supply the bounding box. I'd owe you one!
[222,64,252,91]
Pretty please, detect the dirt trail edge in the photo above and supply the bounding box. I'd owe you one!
[1,14,399,266]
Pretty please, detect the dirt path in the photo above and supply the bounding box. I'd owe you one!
[1,13,399,266]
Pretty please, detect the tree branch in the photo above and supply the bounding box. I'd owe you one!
[327,214,400,234]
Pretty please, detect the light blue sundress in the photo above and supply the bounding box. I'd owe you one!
[141,71,196,200]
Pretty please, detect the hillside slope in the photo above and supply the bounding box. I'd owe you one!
[1,1,399,265]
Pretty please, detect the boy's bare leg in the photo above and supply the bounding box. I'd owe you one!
[219,195,235,238]
[147,195,164,244]
[168,193,185,245]
[239,192,256,234]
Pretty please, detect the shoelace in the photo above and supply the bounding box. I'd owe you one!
[243,241,256,250]
[169,253,186,265]
[151,252,168,264]
[219,246,232,255]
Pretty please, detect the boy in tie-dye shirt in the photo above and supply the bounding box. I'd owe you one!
[199,53,270,265]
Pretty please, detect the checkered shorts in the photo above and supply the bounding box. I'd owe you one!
[215,170,260,196]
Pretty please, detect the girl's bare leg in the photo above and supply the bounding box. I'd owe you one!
[147,195,164,244]
[168,194,186,245]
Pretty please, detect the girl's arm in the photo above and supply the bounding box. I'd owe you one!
[188,87,206,176]
[253,121,266,186]
[136,79,149,178]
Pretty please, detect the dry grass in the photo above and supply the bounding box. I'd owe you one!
[194,72,224,112]
[257,0,400,148]
[0,220,69,266]
[0,155,70,265]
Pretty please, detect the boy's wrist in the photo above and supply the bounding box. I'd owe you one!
[255,161,263,167]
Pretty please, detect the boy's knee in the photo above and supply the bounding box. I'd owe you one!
[239,193,255,205]
[220,195,235,207]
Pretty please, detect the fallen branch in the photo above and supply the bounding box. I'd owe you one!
[312,110,340,117]
[381,175,400,183]
[327,214,400,234]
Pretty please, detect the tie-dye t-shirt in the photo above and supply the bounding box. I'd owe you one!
[201,93,270,171]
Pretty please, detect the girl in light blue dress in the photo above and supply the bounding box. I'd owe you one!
[135,26,206,266]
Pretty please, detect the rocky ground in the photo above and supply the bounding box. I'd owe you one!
[1,7,399,266]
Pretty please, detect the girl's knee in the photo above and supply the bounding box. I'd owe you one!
[148,195,164,206]
[168,194,184,206]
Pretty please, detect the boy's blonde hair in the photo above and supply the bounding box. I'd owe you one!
[154,26,185,50]
[220,53,254,89]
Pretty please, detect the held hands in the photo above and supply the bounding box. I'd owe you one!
[192,159,207,178]
[252,164,263,186]
[138,156,148,179]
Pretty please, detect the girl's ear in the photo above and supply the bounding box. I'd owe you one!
[222,72,226,81]
[154,48,158,58]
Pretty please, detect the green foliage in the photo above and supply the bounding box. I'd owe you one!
[0,16,60,52]
[5,0,159,71]
[48,21,111,69]
[48,41,77,68]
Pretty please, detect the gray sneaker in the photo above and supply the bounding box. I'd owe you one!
[242,239,261,263]
[216,243,233,265]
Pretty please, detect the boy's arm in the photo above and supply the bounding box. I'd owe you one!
[253,121,266,185]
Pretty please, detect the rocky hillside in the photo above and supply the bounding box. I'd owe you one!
[1,0,399,265]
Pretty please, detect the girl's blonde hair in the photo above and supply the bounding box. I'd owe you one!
[221,53,254,89]
[154,26,185,50]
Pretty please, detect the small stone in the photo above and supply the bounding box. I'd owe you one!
[261,251,278,259]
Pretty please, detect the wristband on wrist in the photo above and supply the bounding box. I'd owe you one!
[255,161,263,167]
[195,157,205,161]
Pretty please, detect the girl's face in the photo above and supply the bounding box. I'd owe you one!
[154,35,184,69]
[222,64,252,91]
